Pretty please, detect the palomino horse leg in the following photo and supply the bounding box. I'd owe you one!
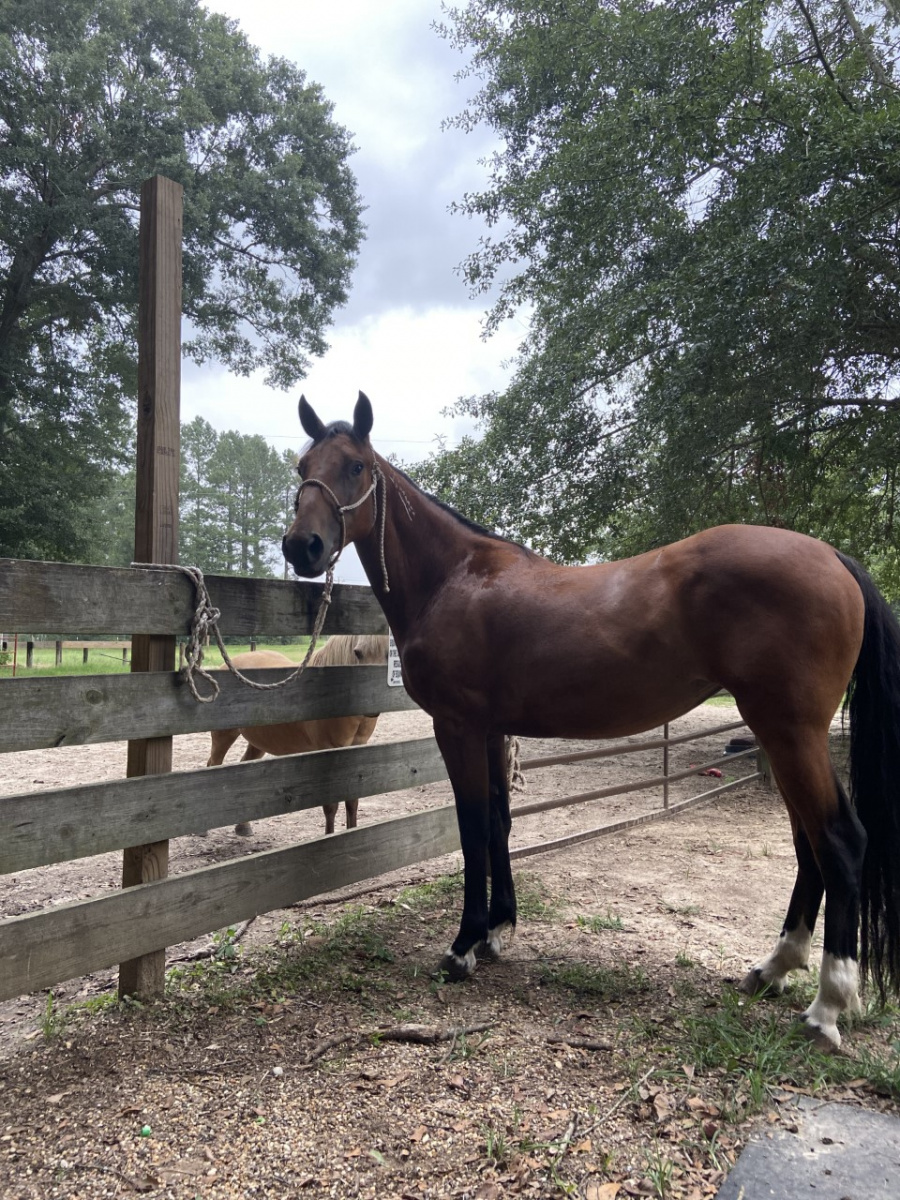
[322,803,338,835]
[433,722,490,981]
[480,733,517,960]
[234,742,266,837]
[741,808,823,995]
[751,732,866,1050]
[207,728,242,767]
[344,798,359,829]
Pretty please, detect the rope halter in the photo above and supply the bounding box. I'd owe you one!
[297,459,390,593]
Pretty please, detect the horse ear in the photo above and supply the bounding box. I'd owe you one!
[298,395,326,441]
[353,391,373,441]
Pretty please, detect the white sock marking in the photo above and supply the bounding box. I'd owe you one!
[750,923,812,992]
[803,952,861,1049]
[487,921,514,957]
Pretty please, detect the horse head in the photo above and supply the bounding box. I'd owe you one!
[282,392,378,578]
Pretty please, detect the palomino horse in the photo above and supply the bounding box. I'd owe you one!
[207,635,389,835]
[282,393,900,1051]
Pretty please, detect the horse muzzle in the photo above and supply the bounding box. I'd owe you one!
[282,530,330,578]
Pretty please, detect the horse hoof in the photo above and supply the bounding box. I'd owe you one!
[738,966,784,997]
[234,823,253,837]
[436,948,476,982]
[798,1013,841,1053]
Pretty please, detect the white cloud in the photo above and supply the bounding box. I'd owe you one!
[190,2,523,583]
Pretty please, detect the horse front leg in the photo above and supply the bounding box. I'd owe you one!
[480,733,517,960]
[740,809,823,996]
[433,723,490,981]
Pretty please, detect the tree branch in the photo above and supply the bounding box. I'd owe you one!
[839,0,895,91]
[794,0,857,109]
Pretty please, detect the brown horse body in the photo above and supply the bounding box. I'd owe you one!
[282,394,900,1051]
[207,637,387,835]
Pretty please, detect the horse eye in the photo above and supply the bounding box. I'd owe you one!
[351,461,364,476]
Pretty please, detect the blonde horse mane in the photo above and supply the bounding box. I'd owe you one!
[310,634,389,667]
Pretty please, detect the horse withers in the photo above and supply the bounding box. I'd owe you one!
[206,635,388,835]
[281,392,900,1052]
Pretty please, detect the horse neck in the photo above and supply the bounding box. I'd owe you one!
[354,456,477,637]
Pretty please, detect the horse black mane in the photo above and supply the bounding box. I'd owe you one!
[390,464,532,553]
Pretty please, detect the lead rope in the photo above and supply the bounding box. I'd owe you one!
[132,463,389,704]
[130,562,336,703]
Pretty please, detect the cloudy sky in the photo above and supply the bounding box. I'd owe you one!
[190,0,524,581]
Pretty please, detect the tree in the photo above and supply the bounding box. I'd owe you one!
[0,0,363,561]
[180,415,221,571]
[424,0,900,596]
[179,418,294,576]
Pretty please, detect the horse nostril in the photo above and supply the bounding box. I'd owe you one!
[308,533,324,559]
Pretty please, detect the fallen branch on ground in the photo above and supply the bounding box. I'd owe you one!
[376,1021,494,1045]
[546,1034,613,1052]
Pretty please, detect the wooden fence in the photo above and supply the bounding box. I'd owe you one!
[0,559,455,1003]
[0,558,764,1006]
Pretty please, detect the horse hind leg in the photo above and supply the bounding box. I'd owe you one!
[749,733,866,1051]
[740,810,822,996]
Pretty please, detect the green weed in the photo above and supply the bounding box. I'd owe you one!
[577,911,624,933]
[539,960,649,1001]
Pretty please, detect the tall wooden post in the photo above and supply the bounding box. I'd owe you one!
[120,176,183,999]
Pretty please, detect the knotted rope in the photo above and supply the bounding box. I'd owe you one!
[130,562,335,704]
[507,735,526,792]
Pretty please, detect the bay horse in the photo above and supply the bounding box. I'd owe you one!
[206,636,388,835]
[281,392,900,1051]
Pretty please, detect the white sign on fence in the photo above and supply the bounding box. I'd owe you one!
[388,632,404,687]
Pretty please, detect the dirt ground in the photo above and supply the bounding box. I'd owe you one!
[1,704,897,1199]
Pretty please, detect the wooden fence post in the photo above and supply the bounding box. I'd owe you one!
[55,640,62,666]
[120,175,183,1000]
[26,641,33,668]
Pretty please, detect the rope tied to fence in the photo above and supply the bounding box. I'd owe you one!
[130,562,335,703]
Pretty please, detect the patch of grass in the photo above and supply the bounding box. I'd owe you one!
[675,950,695,968]
[643,1141,676,1199]
[704,692,736,707]
[38,992,67,1040]
[514,871,560,921]
[3,639,311,679]
[166,903,402,1015]
[482,1123,509,1166]
[398,868,559,924]
[672,986,900,1110]
[660,900,701,917]
[539,959,649,1001]
[396,871,464,913]
[577,911,624,933]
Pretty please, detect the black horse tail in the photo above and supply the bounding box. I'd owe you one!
[837,552,900,1001]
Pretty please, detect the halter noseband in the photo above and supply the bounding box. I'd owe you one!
[297,460,390,592]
